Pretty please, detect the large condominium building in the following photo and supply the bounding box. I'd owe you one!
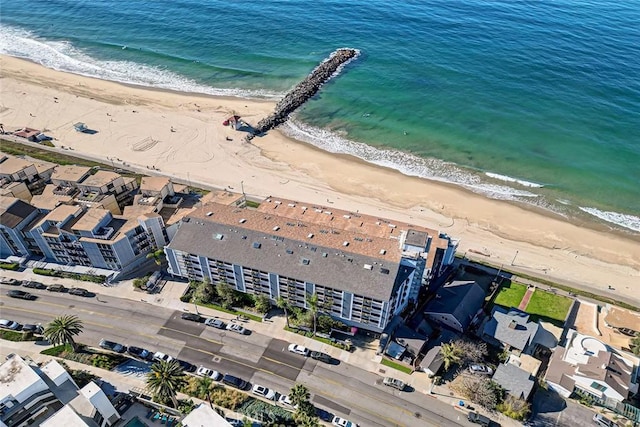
[165,197,457,332]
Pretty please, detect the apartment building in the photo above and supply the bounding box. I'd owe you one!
[0,197,44,258]
[0,153,55,195]
[165,197,457,332]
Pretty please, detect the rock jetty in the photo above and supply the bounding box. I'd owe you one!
[246,48,359,141]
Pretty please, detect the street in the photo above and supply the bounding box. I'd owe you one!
[0,284,466,427]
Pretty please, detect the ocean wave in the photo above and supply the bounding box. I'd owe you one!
[485,172,544,188]
[282,119,539,200]
[578,207,640,232]
[0,26,282,100]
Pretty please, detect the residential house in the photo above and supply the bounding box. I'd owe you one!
[181,403,232,427]
[424,281,485,333]
[491,363,536,401]
[482,307,557,355]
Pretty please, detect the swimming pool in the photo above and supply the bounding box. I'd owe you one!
[124,416,148,427]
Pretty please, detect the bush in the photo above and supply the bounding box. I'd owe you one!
[0,262,20,271]
[254,294,271,314]
[238,398,294,424]
[497,395,531,421]
[33,267,105,283]
[0,330,26,341]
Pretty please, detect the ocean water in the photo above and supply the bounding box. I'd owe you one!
[1,0,639,233]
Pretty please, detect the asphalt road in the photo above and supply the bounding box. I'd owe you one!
[0,285,465,427]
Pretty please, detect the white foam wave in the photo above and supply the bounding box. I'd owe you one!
[0,26,282,100]
[282,119,539,200]
[485,172,544,188]
[579,207,640,232]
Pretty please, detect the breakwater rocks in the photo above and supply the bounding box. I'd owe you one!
[246,48,359,141]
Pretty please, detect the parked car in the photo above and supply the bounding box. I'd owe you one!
[177,359,197,373]
[99,339,126,353]
[21,324,44,334]
[22,281,46,289]
[332,416,359,427]
[382,377,406,391]
[593,414,615,427]
[316,408,335,422]
[288,344,309,356]
[181,312,205,323]
[47,284,66,292]
[68,287,90,296]
[0,277,21,285]
[310,351,332,363]
[7,290,36,300]
[222,373,248,390]
[127,346,152,360]
[0,319,20,330]
[278,394,297,408]
[469,364,493,375]
[467,412,492,426]
[152,352,174,363]
[226,323,248,335]
[196,366,222,380]
[204,318,226,329]
[252,384,276,400]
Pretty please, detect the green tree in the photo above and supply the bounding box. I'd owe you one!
[44,315,84,352]
[196,375,214,409]
[146,360,186,408]
[276,296,290,328]
[254,294,271,314]
[289,383,310,407]
[193,279,215,304]
[306,293,319,336]
[146,249,166,265]
[497,394,531,421]
[441,341,462,371]
[217,282,237,309]
[630,336,640,356]
[294,401,320,427]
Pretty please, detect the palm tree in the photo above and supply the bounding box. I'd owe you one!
[196,375,213,409]
[441,341,462,371]
[44,315,83,352]
[289,383,310,407]
[276,296,290,328]
[146,360,186,408]
[306,293,319,336]
[146,248,165,265]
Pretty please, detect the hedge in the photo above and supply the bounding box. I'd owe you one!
[0,262,20,271]
[33,267,106,283]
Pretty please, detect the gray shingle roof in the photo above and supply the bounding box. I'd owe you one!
[492,363,535,400]
[168,218,401,301]
[483,307,539,352]
[425,281,486,329]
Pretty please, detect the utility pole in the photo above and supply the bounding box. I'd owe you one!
[511,250,519,266]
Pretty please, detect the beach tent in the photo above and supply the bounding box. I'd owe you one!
[73,122,88,132]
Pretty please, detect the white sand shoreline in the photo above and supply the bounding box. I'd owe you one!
[1,54,639,303]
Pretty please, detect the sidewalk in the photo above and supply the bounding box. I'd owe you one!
[1,268,523,426]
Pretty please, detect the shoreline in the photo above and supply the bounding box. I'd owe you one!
[1,54,639,302]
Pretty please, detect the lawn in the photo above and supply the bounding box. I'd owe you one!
[524,290,572,323]
[381,357,413,374]
[493,282,528,308]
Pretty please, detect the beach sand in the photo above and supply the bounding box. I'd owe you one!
[1,55,639,304]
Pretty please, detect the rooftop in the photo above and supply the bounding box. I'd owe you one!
[604,306,640,333]
[39,204,83,226]
[31,184,75,210]
[0,197,37,228]
[71,208,111,233]
[41,404,96,427]
[483,307,539,352]
[492,363,535,400]
[78,170,120,188]
[0,156,34,175]
[425,280,486,328]
[51,165,93,183]
[140,176,170,193]
[0,355,45,403]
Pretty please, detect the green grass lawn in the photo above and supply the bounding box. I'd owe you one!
[493,282,528,308]
[381,357,413,374]
[524,290,572,323]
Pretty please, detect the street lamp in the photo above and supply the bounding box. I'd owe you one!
[511,250,519,266]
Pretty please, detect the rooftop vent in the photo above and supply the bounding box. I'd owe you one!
[380,268,390,275]
[252,242,261,249]
[508,320,518,329]
[214,233,224,240]
[379,249,386,255]
[301,206,307,210]
[286,249,294,254]
[206,212,213,216]
[274,200,282,205]
[388,224,397,228]
[364,264,373,270]
[343,215,351,219]
[308,233,314,238]
[242,236,247,240]
[182,217,191,223]
[273,226,280,231]
[288,203,296,207]
[343,241,349,247]
[239,218,247,223]
[302,258,310,265]
[322,252,328,257]
[324,211,332,215]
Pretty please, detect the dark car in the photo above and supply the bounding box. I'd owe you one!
[0,277,21,285]
[21,324,44,334]
[316,408,335,422]
[7,290,36,300]
[181,312,205,323]
[127,346,152,360]
[222,374,248,390]
[310,351,332,363]
[47,284,67,292]
[177,359,197,373]
[468,412,492,426]
[69,287,90,296]
[22,281,46,289]
[99,339,126,353]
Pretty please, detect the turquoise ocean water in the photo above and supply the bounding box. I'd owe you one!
[1,0,639,232]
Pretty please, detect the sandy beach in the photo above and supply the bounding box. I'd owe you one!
[1,55,639,303]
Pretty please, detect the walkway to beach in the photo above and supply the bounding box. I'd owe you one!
[518,286,535,310]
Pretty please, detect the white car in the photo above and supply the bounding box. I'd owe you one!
[226,323,248,335]
[468,364,493,375]
[205,318,226,329]
[288,344,309,356]
[332,416,359,427]
[152,352,174,363]
[278,394,297,408]
[252,384,276,400]
[0,319,20,330]
[196,366,222,381]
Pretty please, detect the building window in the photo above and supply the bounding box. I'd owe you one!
[590,382,607,392]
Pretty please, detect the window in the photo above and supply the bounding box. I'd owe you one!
[591,382,607,392]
